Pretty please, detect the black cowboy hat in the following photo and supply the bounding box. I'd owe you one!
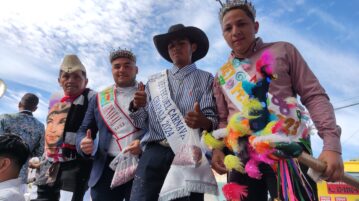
[153,24,209,63]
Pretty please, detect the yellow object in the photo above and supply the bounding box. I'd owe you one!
[242,98,263,119]
[202,131,225,150]
[317,160,359,201]
[227,113,251,136]
[224,154,244,173]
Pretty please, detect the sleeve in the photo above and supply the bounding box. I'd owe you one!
[286,43,341,153]
[199,74,218,131]
[129,83,150,130]
[213,74,230,129]
[33,123,45,157]
[76,95,99,156]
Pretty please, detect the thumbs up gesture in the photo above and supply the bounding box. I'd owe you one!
[185,102,212,131]
[80,129,94,155]
[133,82,147,109]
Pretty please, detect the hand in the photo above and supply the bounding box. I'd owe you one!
[28,157,41,169]
[318,150,344,182]
[124,139,142,155]
[211,149,227,175]
[185,102,212,131]
[133,82,146,109]
[80,129,94,155]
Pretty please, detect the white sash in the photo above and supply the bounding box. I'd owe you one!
[217,59,251,112]
[98,85,139,151]
[148,70,218,201]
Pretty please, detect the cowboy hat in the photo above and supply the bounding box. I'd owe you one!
[153,24,209,63]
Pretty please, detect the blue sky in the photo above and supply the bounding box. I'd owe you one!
[0,0,358,161]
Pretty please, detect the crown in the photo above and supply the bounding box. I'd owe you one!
[217,0,256,21]
[109,47,136,63]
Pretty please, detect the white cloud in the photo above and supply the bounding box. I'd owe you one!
[307,8,346,33]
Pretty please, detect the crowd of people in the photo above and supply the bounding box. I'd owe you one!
[0,1,344,201]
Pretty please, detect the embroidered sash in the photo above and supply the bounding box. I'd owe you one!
[148,70,218,201]
[98,85,139,152]
[217,55,311,140]
[218,57,252,112]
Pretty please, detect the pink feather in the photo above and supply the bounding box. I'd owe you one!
[245,159,262,179]
[222,182,248,201]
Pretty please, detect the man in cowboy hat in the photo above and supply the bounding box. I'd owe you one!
[129,24,218,201]
[76,48,143,201]
[32,54,96,201]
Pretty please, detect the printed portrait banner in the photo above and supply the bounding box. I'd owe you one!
[45,101,71,162]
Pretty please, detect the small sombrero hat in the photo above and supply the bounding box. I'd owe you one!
[60,54,86,73]
[153,24,209,63]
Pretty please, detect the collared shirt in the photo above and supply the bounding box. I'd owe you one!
[130,63,218,144]
[0,178,26,201]
[0,112,45,183]
[213,37,341,153]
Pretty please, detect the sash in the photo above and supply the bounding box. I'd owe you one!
[148,70,218,201]
[217,55,311,140]
[98,85,139,152]
[218,58,252,112]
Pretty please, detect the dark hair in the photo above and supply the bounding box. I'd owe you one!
[20,93,39,111]
[222,5,255,22]
[0,134,30,170]
[58,70,87,79]
[47,103,70,123]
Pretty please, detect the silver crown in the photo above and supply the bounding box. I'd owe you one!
[109,47,136,63]
[217,0,256,21]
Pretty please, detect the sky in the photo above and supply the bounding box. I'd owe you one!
[0,0,358,161]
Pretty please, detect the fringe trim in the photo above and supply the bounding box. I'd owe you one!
[158,181,218,201]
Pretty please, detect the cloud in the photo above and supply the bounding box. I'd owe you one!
[0,87,48,122]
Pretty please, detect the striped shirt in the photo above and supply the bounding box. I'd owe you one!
[130,63,218,144]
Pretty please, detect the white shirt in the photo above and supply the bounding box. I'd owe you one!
[107,84,143,156]
[0,178,25,201]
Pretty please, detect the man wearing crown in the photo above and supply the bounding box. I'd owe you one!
[210,0,344,200]
[76,49,143,201]
[31,55,96,201]
[128,24,218,201]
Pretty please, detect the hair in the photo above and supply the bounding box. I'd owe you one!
[20,93,39,111]
[0,134,30,170]
[58,70,87,79]
[109,48,137,64]
[47,103,70,123]
[222,5,255,23]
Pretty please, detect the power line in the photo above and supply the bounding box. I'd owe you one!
[333,96,359,104]
[334,102,359,111]
[342,128,359,145]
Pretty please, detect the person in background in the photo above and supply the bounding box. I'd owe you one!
[0,93,44,192]
[0,134,30,201]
